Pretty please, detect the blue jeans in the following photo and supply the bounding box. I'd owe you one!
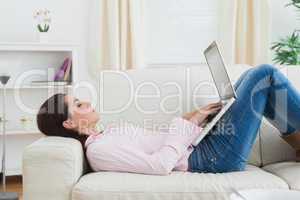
[188,64,300,173]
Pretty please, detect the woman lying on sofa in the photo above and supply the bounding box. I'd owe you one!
[36,65,300,175]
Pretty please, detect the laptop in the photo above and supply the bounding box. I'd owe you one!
[192,41,237,146]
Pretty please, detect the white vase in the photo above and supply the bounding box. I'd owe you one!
[39,32,49,43]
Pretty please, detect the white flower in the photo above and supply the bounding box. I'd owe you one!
[34,8,51,32]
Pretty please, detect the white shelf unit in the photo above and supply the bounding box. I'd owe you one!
[0,43,79,175]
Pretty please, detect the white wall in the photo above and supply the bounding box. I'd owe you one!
[0,0,300,68]
[0,0,297,76]
[0,0,93,89]
[270,0,300,43]
[0,0,85,43]
[144,0,219,66]
[144,0,299,66]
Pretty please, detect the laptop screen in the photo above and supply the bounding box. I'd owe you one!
[204,42,236,100]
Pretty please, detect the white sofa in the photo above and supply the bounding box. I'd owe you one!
[23,65,300,200]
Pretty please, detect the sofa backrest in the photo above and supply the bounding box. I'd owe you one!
[98,65,296,167]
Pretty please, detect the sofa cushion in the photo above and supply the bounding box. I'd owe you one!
[260,119,296,165]
[263,162,300,190]
[72,165,288,200]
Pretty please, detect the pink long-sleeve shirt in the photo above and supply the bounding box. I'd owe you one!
[85,117,202,175]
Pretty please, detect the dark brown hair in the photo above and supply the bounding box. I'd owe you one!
[37,93,91,172]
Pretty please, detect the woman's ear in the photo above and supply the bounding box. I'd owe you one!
[63,119,77,130]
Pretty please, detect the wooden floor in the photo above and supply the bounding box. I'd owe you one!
[1,175,23,200]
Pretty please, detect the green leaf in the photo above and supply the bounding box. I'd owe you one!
[286,0,300,9]
[44,25,50,32]
[271,30,300,65]
[37,24,44,32]
[44,24,47,32]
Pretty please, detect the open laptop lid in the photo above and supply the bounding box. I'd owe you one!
[204,41,237,100]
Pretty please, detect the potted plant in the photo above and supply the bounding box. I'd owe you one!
[271,31,300,66]
[34,9,51,43]
[271,0,300,66]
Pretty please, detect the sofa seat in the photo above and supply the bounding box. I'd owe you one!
[264,162,300,190]
[72,165,288,200]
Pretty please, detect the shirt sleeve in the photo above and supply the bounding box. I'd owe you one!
[86,117,202,175]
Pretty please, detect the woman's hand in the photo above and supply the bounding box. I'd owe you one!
[183,102,223,127]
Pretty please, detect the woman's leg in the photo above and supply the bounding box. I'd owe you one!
[188,64,300,173]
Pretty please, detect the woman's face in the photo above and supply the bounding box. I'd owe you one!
[63,95,100,134]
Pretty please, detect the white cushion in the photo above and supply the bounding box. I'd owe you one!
[100,65,253,126]
[72,165,288,200]
[260,120,296,165]
[23,137,85,200]
[263,162,300,190]
[231,189,300,200]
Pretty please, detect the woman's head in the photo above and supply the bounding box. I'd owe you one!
[36,93,100,146]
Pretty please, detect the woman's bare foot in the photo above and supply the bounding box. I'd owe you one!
[282,131,300,162]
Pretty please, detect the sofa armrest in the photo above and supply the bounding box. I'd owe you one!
[23,137,86,200]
